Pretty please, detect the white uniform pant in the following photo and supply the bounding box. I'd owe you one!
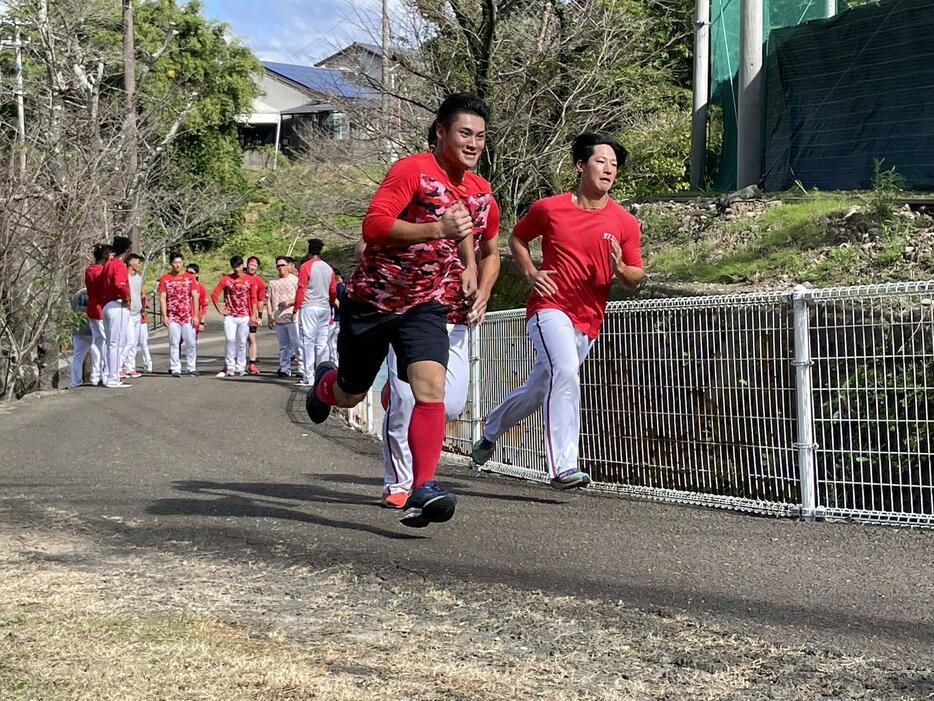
[122,313,142,372]
[224,315,250,373]
[327,321,339,362]
[89,319,106,384]
[168,321,197,373]
[382,324,469,494]
[482,309,594,478]
[102,301,129,385]
[275,323,300,374]
[137,322,151,370]
[70,334,91,388]
[298,306,331,381]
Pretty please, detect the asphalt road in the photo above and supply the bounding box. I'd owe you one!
[2,321,932,660]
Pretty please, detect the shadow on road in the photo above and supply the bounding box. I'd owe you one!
[147,482,423,541]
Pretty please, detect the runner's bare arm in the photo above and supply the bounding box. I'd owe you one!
[509,234,557,297]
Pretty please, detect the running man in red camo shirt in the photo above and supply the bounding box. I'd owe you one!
[244,256,265,375]
[84,243,112,386]
[306,93,492,528]
[159,252,201,378]
[212,255,258,377]
[186,263,208,336]
[100,236,133,388]
[471,133,644,489]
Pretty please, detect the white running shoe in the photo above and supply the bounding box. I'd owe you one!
[103,381,132,389]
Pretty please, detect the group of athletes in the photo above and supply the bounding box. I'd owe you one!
[71,91,644,529]
[303,92,644,528]
[71,243,346,387]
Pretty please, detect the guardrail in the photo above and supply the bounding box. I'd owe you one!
[346,281,934,528]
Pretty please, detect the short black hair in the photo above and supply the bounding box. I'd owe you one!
[333,267,342,277]
[247,256,260,267]
[436,92,489,128]
[307,238,324,257]
[186,263,200,274]
[127,253,144,264]
[571,133,627,169]
[427,119,438,149]
[230,255,244,268]
[111,236,132,256]
[93,244,111,263]
[169,251,184,263]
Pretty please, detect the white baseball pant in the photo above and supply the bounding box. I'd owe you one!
[70,335,91,388]
[121,313,141,372]
[327,321,339,362]
[482,309,594,478]
[137,321,151,371]
[275,322,300,374]
[89,319,106,384]
[223,315,250,373]
[382,323,469,494]
[298,306,331,382]
[168,321,197,373]
[102,301,129,385]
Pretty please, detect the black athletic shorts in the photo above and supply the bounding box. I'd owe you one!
[248,324,258,333]
[336,297,449,395]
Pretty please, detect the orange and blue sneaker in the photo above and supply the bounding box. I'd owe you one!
[399,481,456,528]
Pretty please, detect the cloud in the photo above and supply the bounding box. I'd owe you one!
[202,0,381,64]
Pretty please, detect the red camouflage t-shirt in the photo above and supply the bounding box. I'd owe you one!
[513,193,642,339]
[350,152,498,315]
[158,272,196,324]
[212,274,255,318]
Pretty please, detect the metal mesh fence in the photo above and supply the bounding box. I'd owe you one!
[341,282,934,528]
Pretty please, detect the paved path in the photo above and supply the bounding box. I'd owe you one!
[2,321,932,660]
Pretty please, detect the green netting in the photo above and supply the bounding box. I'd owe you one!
[709,0,869,190]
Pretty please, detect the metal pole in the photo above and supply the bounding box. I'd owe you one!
[381,0,391,157]
[824,0,837,18]
[737,0,764,188]
[690,0,710,190]
[469,323,482,447]
[364,388,374,434]
[273,114,281,170]
[13,26,25,178]
[123,0,140,251]
[792,284,818,522]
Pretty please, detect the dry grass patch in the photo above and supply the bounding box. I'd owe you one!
[0,520,930,701]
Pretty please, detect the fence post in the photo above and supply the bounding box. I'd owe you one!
[792,284,818,522]
[469,321,482,447]
[364,388,374,435]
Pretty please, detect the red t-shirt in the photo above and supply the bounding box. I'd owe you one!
[212,274,255,318]
[84,263,105,320]
[248,275,266,308]
[158,272,197,324]
[189,281,208,318]
[100,258,130,305]
[349,152,499,314]
[513,193,642,338]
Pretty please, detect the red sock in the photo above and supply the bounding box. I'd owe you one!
[408,401,445,489]
[315,368,338,405]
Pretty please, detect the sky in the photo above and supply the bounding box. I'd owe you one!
[201,0,380,66]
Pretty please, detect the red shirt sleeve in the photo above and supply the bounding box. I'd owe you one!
[512,200,548,243]
[328,270,337,305]
[361,158,422,243]
[482,198,501,241]
[292,260,312,314]
[211,277,226,305]
[113,260,130,302]
[199,284,208,313]
[617,213,643,268]
[255,277,266,305]
[158,275,168,293]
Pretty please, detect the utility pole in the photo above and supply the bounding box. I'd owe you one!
[1,26,28,178]
[381,0,391,159]
[123,0,140,251]
[690,0,710,190]
[824,0,837,17]
[736,0,764,189]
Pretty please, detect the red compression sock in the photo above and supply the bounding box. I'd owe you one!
[409,401,445,489]
[315,368,339,405]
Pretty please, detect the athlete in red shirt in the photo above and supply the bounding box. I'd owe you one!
[306,93,492,527]
[159,252,201,377]
[244,256,265,375]
[100,236,133,388]
[211,255,258,376]
[472,132,644,489]
[186,263,208,335]
[83,243,112,386]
